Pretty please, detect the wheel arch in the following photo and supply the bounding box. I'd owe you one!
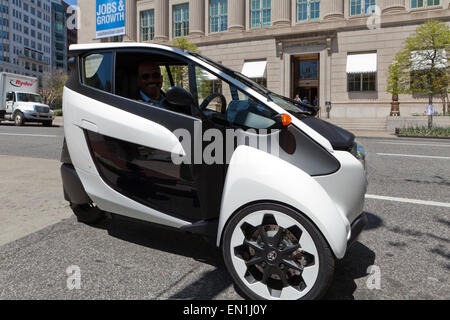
[216,145,350,259]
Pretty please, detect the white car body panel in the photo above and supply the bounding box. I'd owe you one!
[217,145,350,259]
[63,87,189,228]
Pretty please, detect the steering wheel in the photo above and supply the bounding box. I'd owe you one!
[199,93,227,115]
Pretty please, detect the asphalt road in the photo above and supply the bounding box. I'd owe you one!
[0,122,64,160]
[0,124,449,300]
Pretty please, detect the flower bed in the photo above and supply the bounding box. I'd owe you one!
[398,127,450,137]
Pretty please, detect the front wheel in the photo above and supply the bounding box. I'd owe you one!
[222,203,335,300]
[42,120,53,127]
[14,112,24,126]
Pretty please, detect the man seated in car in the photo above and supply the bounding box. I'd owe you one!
[135,60,166,108]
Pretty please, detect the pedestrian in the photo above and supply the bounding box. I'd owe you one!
[426,103,434,130]
[302,97,310,105]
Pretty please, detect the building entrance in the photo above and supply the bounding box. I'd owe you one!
[292,54,319,106]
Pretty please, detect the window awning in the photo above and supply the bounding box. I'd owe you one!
[346,53,377,73]
[411,50,447,71]
[241,61,267,78]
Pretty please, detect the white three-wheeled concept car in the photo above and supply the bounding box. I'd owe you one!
[61,43,368,300]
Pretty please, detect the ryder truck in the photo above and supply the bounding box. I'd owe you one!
[0,72,54,126]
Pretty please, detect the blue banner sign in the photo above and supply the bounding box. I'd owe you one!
[96,0,126,39]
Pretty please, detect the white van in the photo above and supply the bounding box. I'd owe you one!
[0,72,54,126]
[61,43,368,300]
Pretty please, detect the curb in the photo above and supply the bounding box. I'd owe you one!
[396,135,450,140]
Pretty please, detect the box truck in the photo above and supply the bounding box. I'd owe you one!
[0,72,54,126]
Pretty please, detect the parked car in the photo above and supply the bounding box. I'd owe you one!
[61,43,367,300]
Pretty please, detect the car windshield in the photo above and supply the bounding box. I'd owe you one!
[16,93,43,103]
[188,52,316,115]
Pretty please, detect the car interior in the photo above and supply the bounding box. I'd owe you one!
[113,52,277,130]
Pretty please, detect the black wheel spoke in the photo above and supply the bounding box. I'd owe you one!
[245,256,264,267]
[277,269,289,287]
[280,244,300,257]
[258,226,270,246]
[244,239,264,253]
[272,228,284,247]
[261,266,273,283]
[282,259,304,272]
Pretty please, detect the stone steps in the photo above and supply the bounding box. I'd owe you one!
[321,118,388,132]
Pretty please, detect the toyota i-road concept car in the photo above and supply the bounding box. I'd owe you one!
[61,43,368,300]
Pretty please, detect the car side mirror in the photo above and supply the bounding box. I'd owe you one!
[272,113,292,130]
[165,86,194,107]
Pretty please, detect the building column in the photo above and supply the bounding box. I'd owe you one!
[228,0,245,32]
[124,0,137,41]
[155,0,169,41]
[380,0,406,14]
[322,0,345,20]
[273,0,291,27]
[189,0,205,36]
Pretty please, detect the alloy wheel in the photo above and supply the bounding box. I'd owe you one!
[229,210,320,300]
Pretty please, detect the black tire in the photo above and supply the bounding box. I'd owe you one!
[71,203,105,225]
[42,121,53,127]
[14,111,24,126]
[222,203,335,300]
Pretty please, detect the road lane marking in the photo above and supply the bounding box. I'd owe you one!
[366,194,450,208]
[376,142,450,148]
[377,153,450,160]
[0,133,60,138]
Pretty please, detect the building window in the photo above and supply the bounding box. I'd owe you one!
[140,10,155,41]
[173,4,189,37]
[251,0,271,28]
[210,0,228,33]
[411,0,440,8]
[297,0,320,21]
[348,73,376,92]
[347,53,377,92]
[350,0,376,16]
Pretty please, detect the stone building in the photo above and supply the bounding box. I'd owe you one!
[77,0,450,119]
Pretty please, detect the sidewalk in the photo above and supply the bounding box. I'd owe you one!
[352,130,397,139]
[0,155,72,246]
[54,116,63,127]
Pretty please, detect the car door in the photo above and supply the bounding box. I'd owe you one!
[5,92,14,113]
[64,48,211,228]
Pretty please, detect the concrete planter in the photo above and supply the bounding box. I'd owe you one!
[387,116,450,132]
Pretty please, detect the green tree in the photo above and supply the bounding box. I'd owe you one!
[162,37,210,100]
[163,37,199,90]
[38,69,68,109]
[387,20,450,125]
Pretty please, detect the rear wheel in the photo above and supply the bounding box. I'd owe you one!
[71,203,105,225]
[14,112,24,126]
[222,203,334,300]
